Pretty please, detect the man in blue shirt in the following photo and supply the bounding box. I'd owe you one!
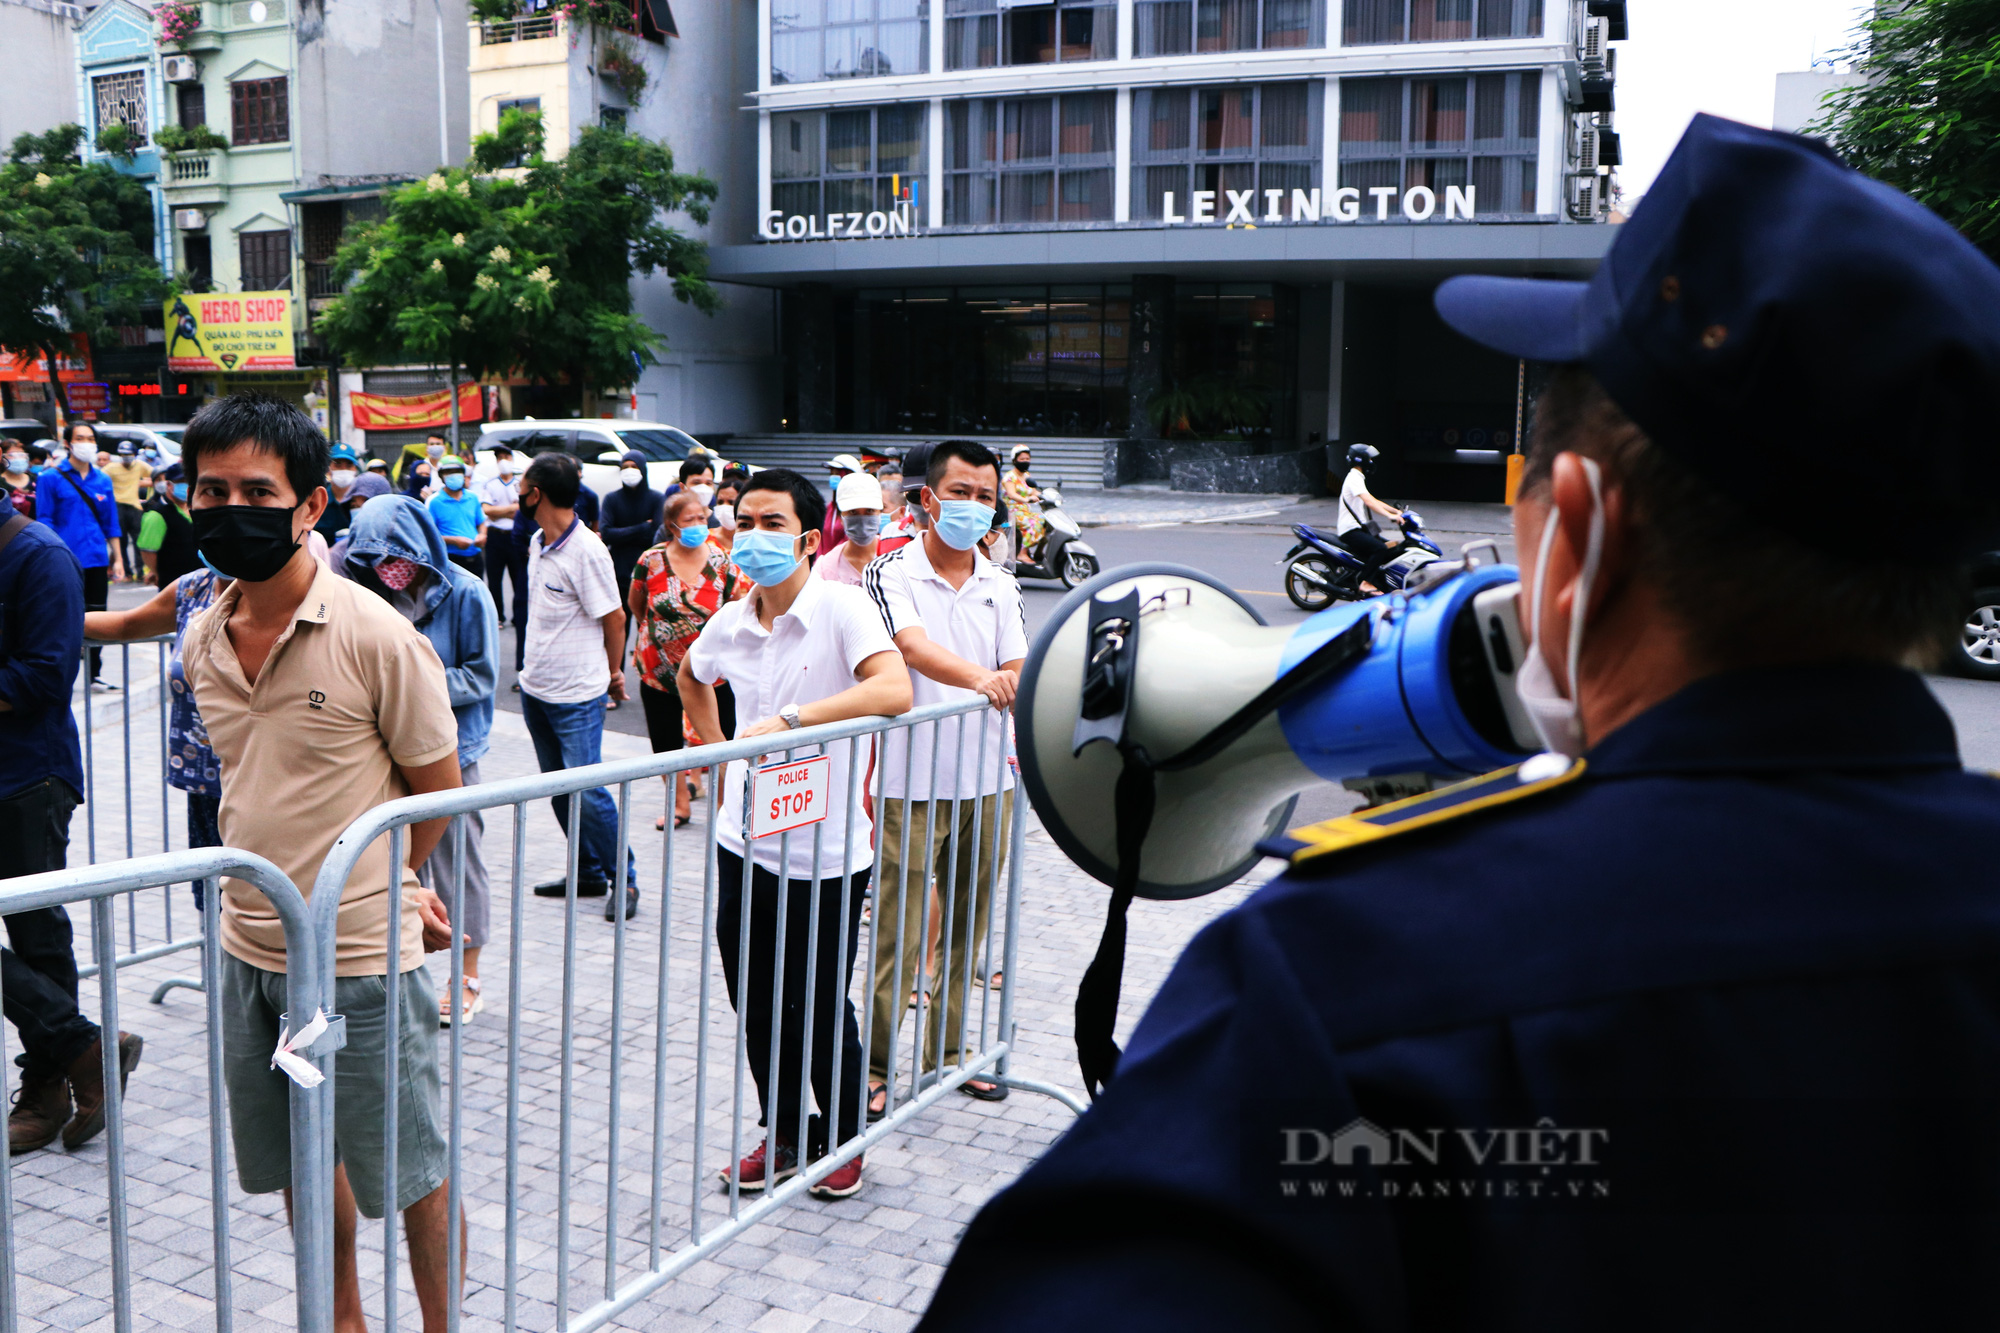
[425,455,487,579]
[920,117,2000,1330]
[0,491,142,1155]
[39,424,124,691]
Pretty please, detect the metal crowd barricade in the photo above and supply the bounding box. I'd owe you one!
[312,698,1082,1333]
[73,637,208,991]
[0,849,335,1333]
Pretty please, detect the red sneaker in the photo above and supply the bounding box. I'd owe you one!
[808,1155,864,1200]
[718,1138,796,1193]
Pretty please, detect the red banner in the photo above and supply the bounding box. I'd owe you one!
[350,383,484,431]
[0,335,94,384]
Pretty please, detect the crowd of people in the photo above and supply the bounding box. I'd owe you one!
[0,395,1030,1325]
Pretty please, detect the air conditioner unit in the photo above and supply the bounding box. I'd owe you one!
[1579,17,1604,65]
[161,55,200,83]
[1570,176,1599,223]
[1577,128,1598,173]
[173,208,208,231]
[1586,0,1629,40]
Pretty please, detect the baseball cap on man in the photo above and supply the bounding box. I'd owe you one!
[836,471,884,513]
[1434,113,2000,557]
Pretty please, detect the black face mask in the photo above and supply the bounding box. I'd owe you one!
[192,503,303,582]
[518,491,539,526]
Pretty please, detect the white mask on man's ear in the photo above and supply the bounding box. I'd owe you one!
[1513,456,1604,759]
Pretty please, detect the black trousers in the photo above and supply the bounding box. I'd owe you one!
[638,681,737,754]
[117,504,142,574]
[448,549,485,579]
[82,565,108,683]
[1337,527,1395,571]
[0,781,99,1078]
[715,848,869,1158]
[486,526,529,627]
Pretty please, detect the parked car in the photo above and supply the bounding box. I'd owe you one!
[93,423,185,460]
[1956,554,2000,680]
[0,419,53,448]
[472,419,742,498]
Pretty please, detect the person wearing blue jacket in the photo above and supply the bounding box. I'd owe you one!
[340,495,499,1028]
[0,490,141,1153]
[39,424,124,690]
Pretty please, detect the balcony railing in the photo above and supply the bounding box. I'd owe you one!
[304,260,344,300]
[478,13,557,43]
[167,151,218,183]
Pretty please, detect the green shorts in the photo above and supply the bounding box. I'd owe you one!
[220,953,448,1219]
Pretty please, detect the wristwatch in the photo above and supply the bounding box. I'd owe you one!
[780,703,803,730]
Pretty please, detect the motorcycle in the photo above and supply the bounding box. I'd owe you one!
[1010,482,1101,589]
[1280,511,1444,611]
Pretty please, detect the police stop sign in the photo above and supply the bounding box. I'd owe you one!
[750,755,831,839]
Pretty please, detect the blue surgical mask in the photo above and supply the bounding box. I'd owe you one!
[173,482,190,503]
[443,474,465,492]
[730,529,804,587]
[932,499,995,552]
[677,524,707,549]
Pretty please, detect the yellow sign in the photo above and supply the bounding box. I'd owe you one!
[165,291,296,372]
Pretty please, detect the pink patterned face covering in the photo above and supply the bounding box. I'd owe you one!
[374,556,419,591]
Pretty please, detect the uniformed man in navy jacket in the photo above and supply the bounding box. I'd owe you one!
[919,114,2000,1330]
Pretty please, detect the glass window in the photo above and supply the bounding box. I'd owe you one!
[1131,83,1322,221]
[772,0,927,83]
[1337,72,1541,216]
[617,427,703,456]
[1340,0,1539,45]
[238,229,292,291]
[945,92,1114,226]
[946,0,1113,69]
[770,105,928,225]
[93,71,149,148]
[1135,0,1322,54]
[230,76,289,145]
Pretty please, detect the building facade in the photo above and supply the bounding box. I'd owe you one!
[2,0,84,152]
[700,0,1626,494]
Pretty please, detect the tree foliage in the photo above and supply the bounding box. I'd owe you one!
[1812,0,2000,263]
[317,109,718,405]
[0,126,168,418]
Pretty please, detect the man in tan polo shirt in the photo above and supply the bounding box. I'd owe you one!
[179,393,468,1333]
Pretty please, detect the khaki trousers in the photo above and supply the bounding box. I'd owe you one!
[868,791,1011,1083]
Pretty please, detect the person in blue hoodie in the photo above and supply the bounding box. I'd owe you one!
[340,495,499,1028]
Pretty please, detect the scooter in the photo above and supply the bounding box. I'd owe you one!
[1011,482,1101,589]
[1280,511,1444,611]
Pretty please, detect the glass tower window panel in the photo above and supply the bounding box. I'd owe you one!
[1195,0,1257,51]
[1003,99,1054,163]
[1340,78,1400,151]
[771,0,927,82]
[1405,156,1468,191]
[1516,69,1541,140]
[1473,73,1507,142]
[1138,164,1188,220]
[771,0,823,82]
[1004,6,1054,61]
[878,104,925,172]
[774,113,821,178]
[1059,168,1113,220]
[1412,78,1466,148]
[1261,0,1321,48]
[1409,0,1471,41]
[1341,0,1402,44]
[827,109,873,173]
[1198,87,1256,156]
[1060,92,1115,160]
[773,181,821,220]
[945,9,998,66]
[1060,5,1114,60]
[1135,0,1191,53]
[1338,158,1401,192]
[1260,82,1311,152]
[1000,172,1055,222]
[1144,88,1191,152]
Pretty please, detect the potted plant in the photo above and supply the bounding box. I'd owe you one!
[157,0,203,46]
[155,123,231,153]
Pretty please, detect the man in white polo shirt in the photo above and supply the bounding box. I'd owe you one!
[516,453,638,921]
[679,467,912,1203]
[861,439,1027,1115]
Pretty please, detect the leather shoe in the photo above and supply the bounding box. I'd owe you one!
[64,1032,143,1150]
[534,876,608,898]
[605,885,639,921]
[9,1069,71,1154]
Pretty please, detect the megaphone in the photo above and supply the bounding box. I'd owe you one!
[1016,551,1542,900]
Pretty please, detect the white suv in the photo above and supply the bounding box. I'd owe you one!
[473,419,735,497]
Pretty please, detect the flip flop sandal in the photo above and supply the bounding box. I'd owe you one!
[867,1082,888,1123]
[960,1078,1009,1102]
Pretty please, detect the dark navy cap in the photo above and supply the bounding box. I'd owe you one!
[1436,113,2000,556]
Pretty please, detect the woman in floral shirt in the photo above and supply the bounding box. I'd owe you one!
[627,491,746,828]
